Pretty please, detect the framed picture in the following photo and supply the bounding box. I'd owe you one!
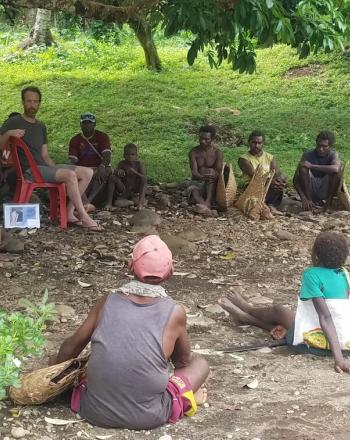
[3,203,40,229]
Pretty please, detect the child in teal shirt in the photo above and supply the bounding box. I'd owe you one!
[219,231,350,373]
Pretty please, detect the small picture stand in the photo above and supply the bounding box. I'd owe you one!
[3,203,40,229]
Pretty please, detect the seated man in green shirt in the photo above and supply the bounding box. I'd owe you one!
[219,231,350,373]
[238,130,287,207]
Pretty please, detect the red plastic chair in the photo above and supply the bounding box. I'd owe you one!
[9,136,68,229]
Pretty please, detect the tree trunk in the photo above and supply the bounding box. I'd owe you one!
[21,8,54,48]
[129,19,161,71]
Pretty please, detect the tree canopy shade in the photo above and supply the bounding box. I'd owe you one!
[1,0,348,73]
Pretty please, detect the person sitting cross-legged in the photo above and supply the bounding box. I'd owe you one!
[293,130,341,211]
[69,113,112,211]
[51,235,209,429]
[238,130,287,207]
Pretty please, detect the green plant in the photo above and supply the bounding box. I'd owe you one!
[0,290,55,399]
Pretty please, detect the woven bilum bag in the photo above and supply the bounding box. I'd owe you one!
[9,355,89,405]
[337,162,350,211]
[235,165,274,220]
[216,163,237,210]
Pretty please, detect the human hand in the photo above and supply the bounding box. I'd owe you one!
[301,197,315,211]
[9,129,25,139]
[48,355,57,366]
[300,161,312,169]
[96,165,107,183]
[116,169,126,178]
[334,360,350,373]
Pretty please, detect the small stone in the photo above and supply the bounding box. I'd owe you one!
[204,304,226,315]
[55,304,75,316]
[158,435,172,440]
[275,230,296,241]
[233,368,242,374]
[203,402,210,408]
[187,315,215,329]
[256,347,272,354]
[5,272,12,278]
[11,427,28,438]
[294,390,300,396]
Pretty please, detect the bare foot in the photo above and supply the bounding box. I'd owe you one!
[226,292,251,314]
[67,214,81,224]
[80,215,105,232]
[194,386,208,405]
[218,297,251,325]
[105,204,113,211]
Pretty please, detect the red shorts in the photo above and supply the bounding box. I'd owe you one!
[71,374,197,424]
[166,374,197,424]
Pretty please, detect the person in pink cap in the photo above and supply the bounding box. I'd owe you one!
[51,235,209,429]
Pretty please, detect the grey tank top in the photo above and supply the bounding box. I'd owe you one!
[79,293,175,429]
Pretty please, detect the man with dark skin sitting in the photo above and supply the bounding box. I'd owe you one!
[69,113,112,210]
[188,125,223,212]
[238,130,287,207]
[293,131,341,211]
[51,235,209,429]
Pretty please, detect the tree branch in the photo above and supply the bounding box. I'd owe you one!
[0,0,162,23]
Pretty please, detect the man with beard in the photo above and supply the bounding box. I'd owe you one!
[0,86,103,231]
[293,131,341,211]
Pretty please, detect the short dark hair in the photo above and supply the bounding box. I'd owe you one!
[21,86,42,102]
[8,112,20,118]
[124,143,137,154]
[316,130,335,147]
[199,125,216,138]
[313,232,349,269]
[248,130,265,142]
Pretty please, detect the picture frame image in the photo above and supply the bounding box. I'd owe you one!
[3,203,40,229]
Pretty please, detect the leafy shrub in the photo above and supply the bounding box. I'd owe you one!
[0,290,55,399]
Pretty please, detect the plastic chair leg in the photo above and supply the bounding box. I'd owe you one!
[58,186,67,229]
[49,188,58,222]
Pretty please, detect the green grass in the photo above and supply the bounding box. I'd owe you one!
[0,26,350,183]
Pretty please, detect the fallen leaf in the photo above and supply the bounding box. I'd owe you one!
[45,416,80,426]
[95,435,114,440]
[78,280,92,288]
[219,252,236,260]
[244,378,259,389]
[173,272,191,276]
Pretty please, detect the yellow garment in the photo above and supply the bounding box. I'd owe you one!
[240,151,274,184]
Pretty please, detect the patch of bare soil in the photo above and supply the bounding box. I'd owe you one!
[284,65,323,79]
[1,194,350,440]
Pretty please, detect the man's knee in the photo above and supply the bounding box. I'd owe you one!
[76,166,93,180]
[56,169,78,184]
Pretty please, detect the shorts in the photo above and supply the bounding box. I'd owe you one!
[309,172,329,202]
[186,180,207,203]
[25,164,77,183]
[71,374,197,425]
[166,374,197,424]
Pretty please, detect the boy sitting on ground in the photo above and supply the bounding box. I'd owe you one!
[51,235,209,429]
[219,231,350,373]
[105,143,147,210]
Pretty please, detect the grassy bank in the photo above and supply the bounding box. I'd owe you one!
[1,28,349,183]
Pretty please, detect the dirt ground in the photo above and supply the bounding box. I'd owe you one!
[1,199,350,440]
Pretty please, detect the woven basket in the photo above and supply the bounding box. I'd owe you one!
[337,162,350,211]
[216,163,237,210]
[9,355,89,405]
[235,165,275,220]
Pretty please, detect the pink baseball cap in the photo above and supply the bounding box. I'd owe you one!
[131,235,173,283]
